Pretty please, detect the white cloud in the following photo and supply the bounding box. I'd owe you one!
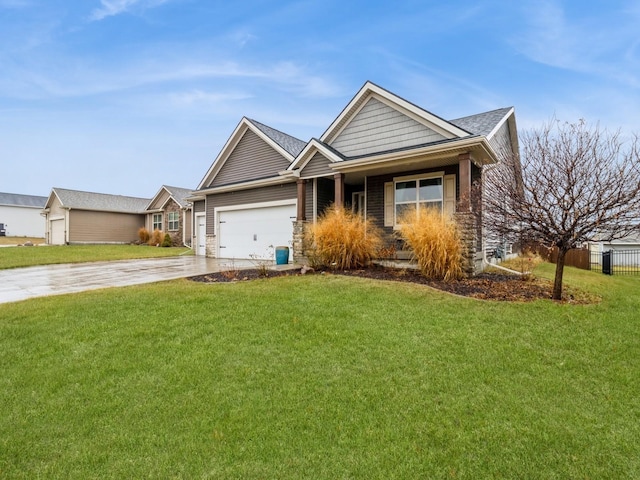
[513,0,640,87]
[169,89,253,106]
[89,0,171,21]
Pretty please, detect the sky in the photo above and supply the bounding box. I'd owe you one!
[1,0,639,198]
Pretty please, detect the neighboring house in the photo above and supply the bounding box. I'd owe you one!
[588,234,640,267]
[144,185,193,246]
[0,192,47,237]
[190,81,518,274]
[43,188,150,245]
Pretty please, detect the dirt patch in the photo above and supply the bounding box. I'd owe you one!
[189,265,594,303]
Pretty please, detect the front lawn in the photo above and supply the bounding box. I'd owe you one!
[0,244,192,270]
[1,265,639,478]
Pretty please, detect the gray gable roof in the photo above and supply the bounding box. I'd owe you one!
[449,107,513,137]
[52,188,150,213]
[0,192,47,208]
[162,185,193,208]
[247,118,307,158]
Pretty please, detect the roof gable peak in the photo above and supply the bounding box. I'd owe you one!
[320,81,471,145]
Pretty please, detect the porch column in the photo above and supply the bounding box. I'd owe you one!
[458,153,472,211]
[334,173,345,208]
[296,178,306,221]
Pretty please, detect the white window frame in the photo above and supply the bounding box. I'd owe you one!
[168,211,179,231]
[393,172,444,227]
[152,213,163,231]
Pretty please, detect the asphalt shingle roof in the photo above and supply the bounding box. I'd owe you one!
[248,118,307,158]
[0,192,47,208]
[52,188,150,213]
[162,185,193,208]
[449,107,513,137]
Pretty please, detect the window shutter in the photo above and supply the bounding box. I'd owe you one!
[444,174,456,217]
[384,182,394,227]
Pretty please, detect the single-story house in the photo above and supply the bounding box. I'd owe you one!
[43,186,193,246]
[144,185,193,246]
[189,81,518,274]
[43,188,151,245]
[0,192,47,237]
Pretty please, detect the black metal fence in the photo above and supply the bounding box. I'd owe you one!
[590,250,640,276]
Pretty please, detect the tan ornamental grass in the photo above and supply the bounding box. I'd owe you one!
[307,205,382,270]
[397,208,463,281]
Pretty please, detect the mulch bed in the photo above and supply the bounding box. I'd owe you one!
[188,264,595,303]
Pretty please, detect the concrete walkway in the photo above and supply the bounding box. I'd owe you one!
[0,256,267,304]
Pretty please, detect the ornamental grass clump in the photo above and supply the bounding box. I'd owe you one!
[307,206,382,270]
[138,227,150,244]
[397,208,463,281]
[149,229,164,246]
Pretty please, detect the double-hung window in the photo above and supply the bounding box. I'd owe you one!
[152,213,163,231]
[168,211,179,231]
[395,175,443,223]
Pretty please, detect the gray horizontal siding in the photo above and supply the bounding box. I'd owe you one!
[489,120,513,160]
[331,97,447,157]
[205,183,297,235]
[300,152,333,178]
[305,181,313,221]
[193,200,205,213]
[211,129,292,188]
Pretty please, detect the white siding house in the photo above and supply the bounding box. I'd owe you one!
[0,192,47,237]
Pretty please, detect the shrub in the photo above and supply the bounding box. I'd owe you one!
[138,227,150,244]
[397,208,463,281]
[149,229,163,246]
[161,233,172,247]
[306,205,382,270]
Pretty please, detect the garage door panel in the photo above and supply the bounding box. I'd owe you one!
[218,203,295,260]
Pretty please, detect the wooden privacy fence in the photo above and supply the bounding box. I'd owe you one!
[538,246,591,270]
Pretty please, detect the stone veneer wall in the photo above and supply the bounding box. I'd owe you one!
[292,220,309,263]
[454,211,479,276]
[206,234,216,258]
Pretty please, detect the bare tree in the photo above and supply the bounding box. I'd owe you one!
[484,119,640,300]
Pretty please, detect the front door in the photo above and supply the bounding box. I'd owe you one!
[196,215,206,256]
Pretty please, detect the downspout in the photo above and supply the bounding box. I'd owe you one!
[181,207,192,250]
[482,250,526,276]
[480,164,526,276]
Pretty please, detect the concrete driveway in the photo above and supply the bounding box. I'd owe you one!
[0,256,260,304]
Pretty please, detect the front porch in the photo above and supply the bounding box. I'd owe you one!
[292,153,483,275]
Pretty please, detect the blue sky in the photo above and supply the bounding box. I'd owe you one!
[1,0,639,197]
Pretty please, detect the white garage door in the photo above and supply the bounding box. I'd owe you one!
[218,203,296,260]
[50,219,65,245]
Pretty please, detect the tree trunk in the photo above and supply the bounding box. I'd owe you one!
[553,247,568,300]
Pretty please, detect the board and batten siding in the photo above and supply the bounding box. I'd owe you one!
[205,183,297,235]
[300,152,334,178]
[330,97,447,157]
[68,210,145,243]
[210,129,292,188]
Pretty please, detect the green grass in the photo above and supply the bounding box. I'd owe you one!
[1,264,639,478]
[0,244,192,270]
